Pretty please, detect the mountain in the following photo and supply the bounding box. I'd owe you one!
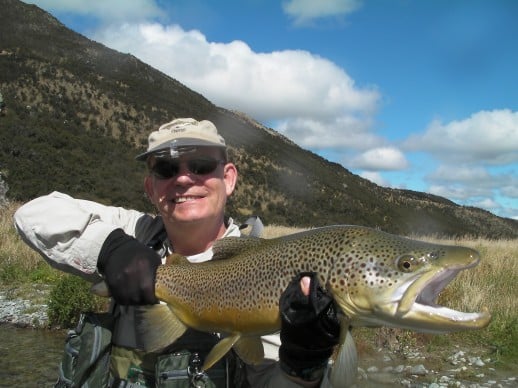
[1,0,517,238]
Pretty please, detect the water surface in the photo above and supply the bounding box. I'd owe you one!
[0,324,65,387]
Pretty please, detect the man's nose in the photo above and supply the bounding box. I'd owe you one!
[173,163,196,184]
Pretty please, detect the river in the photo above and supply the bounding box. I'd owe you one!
[1,324,516,387]
[0,324,65,387]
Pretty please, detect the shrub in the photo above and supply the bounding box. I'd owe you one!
[47,274,107,328]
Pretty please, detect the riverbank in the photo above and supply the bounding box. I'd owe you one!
[1,286,516,387]
[0,284,50,328]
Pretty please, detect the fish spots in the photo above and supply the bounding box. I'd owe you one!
[152,225,479,339]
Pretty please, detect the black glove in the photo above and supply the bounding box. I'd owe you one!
[279,272,340,382]
[97,228,161,305]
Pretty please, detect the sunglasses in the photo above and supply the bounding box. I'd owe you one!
[150,157,225,179]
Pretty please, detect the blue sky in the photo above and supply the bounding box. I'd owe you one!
[24,0,518,220]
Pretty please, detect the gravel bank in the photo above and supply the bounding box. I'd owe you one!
[1,287,516,387]
[0,285,50,328]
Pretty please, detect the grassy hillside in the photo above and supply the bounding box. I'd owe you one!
[0,0,517,238]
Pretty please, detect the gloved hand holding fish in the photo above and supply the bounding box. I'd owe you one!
[279,272,342,382]
[92,225,491,387]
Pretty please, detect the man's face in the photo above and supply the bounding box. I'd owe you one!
[144,148,237,226]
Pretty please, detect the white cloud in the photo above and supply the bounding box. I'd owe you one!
[25,0,163,21]
[429,185,475,201]
[428,165,493,184]
[405,112,518,219]
[282,0,362,26]
[360,171,390,187]
[404,109,518,165]
[92,22,380,149]
[274,116,381,150]
[501,184,518,198]
[472,198,499,210]
[427,165,518,192]
[350,147,408,171]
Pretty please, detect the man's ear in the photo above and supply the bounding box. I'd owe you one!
[223,163,238,196]
[144,175,154,202]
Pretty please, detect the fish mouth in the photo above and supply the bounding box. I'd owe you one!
[395,256,491,332]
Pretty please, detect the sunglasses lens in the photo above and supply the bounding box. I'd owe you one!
[152,160,180,179]
[188,158,219,175]
[151,158,222,179]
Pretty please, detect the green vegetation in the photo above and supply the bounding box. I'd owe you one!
[47,274,107,328]
[0,107,152,211]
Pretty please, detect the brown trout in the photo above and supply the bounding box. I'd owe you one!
[93,225,491,386]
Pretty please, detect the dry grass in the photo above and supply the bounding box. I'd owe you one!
[414,235,518,328]
[0,201,43,274]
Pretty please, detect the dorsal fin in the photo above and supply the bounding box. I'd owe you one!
[165,253,190,265]
[211,236,265,260]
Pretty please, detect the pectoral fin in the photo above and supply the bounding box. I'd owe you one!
[135,304,187,352]
[90,281,110,297]
[203,333,241,370]
[233,336,264,365]
[329,322,358,388]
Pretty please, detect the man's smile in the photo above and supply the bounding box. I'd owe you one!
[173,196,204,204]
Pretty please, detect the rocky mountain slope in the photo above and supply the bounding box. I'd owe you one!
[0,0,516,237]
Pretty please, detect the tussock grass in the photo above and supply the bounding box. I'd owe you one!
[418,235,518,361]
[419,236,518,325]
[0,201,59,283]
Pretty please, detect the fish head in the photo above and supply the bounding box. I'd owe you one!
[328,227,491,333]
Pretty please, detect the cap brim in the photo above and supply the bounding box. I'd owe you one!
[135,138,226,161]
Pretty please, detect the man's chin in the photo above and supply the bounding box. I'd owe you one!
[166,211,209,225]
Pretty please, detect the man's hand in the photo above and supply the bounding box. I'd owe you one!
[279,272,340,383]
[97,229,161,305]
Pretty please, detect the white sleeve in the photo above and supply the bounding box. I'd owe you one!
[13,191,147,280]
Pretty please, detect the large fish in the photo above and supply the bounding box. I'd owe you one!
[94,225,491,386]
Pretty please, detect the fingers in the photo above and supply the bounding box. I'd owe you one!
[300,276,311,296]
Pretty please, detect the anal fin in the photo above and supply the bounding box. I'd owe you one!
[233,336,264,365]
[203,333,241,371]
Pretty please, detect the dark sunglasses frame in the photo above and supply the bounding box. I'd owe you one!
[150,157,225,179]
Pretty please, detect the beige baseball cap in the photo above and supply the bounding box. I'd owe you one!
[136,118,226,161]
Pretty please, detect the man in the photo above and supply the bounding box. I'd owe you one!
[14,118,339,387]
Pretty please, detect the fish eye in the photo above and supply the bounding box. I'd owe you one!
[397,254,416,272]
[428,251,439,260]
